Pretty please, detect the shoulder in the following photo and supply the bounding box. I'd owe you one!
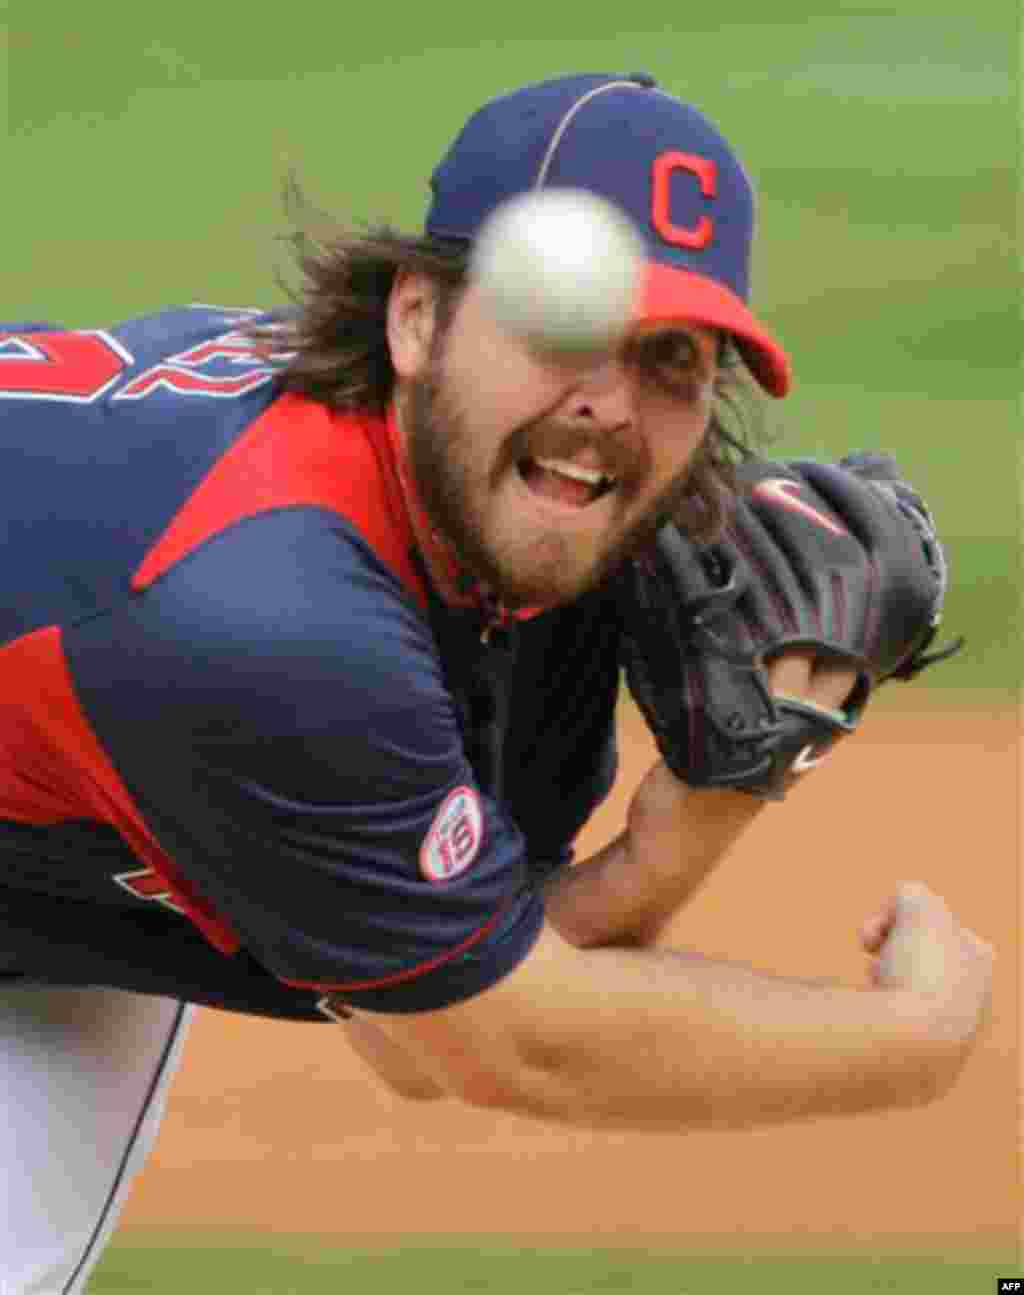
[139,506,435,690]
[130,391,425,605]
[69,507,453,797]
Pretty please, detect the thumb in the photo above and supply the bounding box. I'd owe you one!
[860,881,931,957]
[876,882,950,993]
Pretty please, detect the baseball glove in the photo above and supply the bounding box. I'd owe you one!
[615,451,961,800]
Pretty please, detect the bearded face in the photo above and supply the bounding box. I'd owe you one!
[399,278,719,610]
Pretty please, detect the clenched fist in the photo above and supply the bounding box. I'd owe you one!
[861,881,994,1095]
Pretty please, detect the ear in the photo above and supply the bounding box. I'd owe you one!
[387,270,438,380]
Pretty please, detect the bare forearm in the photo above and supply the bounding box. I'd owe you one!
[545,765,764,948]
[455,940,956,1131]
[333,770,759,1096]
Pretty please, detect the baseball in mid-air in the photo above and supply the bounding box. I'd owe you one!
[470,188,645,354]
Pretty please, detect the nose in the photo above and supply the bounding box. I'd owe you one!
[558,356,633,425]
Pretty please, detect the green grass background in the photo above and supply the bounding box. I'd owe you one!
[91,1235,1018,1295]
[6,2,1019,1289]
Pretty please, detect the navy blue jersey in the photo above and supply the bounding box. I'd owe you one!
[0,308,620,1018]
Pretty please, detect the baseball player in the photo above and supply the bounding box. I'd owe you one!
[0,74,991,1292]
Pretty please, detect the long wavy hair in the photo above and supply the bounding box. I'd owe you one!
[257,183,765,542]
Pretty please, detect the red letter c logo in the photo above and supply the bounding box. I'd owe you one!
[651,152,717,250]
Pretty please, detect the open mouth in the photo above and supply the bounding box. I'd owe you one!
[517,456,618,510]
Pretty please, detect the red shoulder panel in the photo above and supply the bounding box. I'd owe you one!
[133,394,427,606]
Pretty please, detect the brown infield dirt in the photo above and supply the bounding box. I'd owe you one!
[123,699,1018,1251]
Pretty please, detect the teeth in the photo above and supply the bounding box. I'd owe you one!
[534,457,616,487]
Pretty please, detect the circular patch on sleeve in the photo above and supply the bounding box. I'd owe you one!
[419,786,484,883]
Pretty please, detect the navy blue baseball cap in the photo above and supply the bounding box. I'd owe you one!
[426,73,791,397]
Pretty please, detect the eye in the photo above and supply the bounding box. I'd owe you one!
[628,330,702,389]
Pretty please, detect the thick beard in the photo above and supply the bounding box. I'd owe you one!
[405,359,696,609]
[406,362,513,598]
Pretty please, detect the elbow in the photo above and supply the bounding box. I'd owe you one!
[447,1038,583,1124]
[455,1066,528,1114]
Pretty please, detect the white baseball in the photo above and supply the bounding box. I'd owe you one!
[470,188,645,353]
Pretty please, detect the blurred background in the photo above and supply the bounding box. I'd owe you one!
[5,1,1018,1289]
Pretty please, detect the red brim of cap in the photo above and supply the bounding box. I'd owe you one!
[636,262,791,398]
